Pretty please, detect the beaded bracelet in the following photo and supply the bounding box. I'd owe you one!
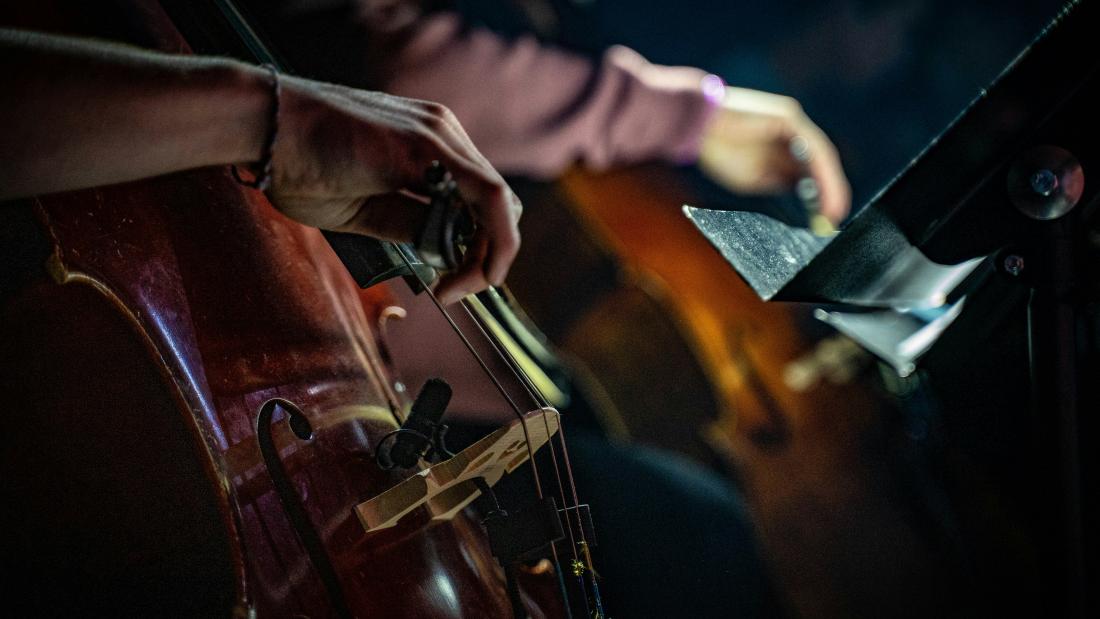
[232,63,280,191]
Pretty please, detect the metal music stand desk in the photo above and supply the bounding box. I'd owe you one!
[686,1,1098,615]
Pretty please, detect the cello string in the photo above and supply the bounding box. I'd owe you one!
[209,0,584,612]
[209,0,557,521]
[392,248,547,498]
[454,297,601,612]
[392,249,587,605]
[454,296,584,564]
[397,256,596,615]
[470,301,601,605]
[455,293,602,600]
[392,257,595,612]
[401,172,587,574]
[457,296,591,522]
[388,178,589,596]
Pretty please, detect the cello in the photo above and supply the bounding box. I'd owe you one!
[0,0,600,616]
[506,165,955,617]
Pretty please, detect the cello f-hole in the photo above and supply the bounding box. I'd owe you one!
[255,398,350,619]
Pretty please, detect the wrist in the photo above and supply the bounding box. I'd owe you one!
[229,64,279,189]
[670,73,727,165]
[222,60,275,166]
[186,58,273,168]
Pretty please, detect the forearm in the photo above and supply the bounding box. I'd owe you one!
[369,14,720,177]
[0,26,525,301]
[0,28,269,200]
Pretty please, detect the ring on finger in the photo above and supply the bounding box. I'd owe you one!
[788,135,811,164]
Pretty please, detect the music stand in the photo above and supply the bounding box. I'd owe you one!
[686,1,1098,615]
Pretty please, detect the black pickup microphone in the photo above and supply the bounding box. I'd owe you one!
[377,378,453,470]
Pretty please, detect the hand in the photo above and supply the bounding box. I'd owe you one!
[269,77,522,304]
[697,87,851,224]
[0,30,519,298]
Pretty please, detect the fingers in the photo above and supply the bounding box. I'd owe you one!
[401,148,521,291]
[274,83,520,294]
[780,109,849,225]
[409,132,522,288]
[373,97,522,289]
[449,167,522,286]
[701,87,851,224]
[801,129,851,224]
[390,124,521,297]
[780,120,850,225]
[332,176,512,307]
[434,231,490,305]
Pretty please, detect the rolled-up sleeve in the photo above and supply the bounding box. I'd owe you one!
[364,9,722,177]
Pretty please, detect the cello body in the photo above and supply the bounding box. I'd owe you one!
[508,166,950,617]
[0,3,548,616]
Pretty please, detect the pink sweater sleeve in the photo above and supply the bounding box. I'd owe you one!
[370,12,723,178]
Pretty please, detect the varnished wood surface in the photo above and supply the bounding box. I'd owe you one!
[0,1,555,615]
